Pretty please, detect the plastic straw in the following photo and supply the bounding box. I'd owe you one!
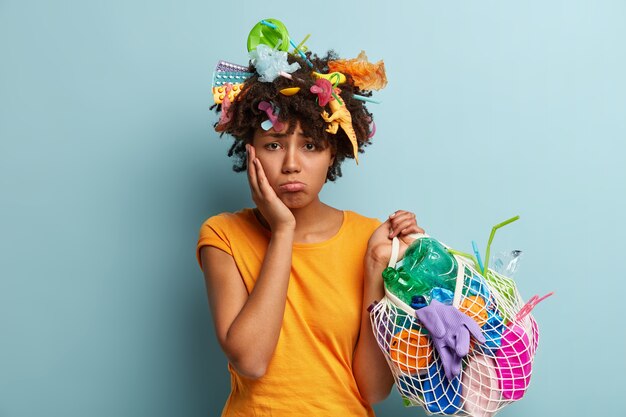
[482,215,520,275]
[293,34,311,55]
[260,20,313,67]
[353,95,381,104]
[472,240,484,271]
[447,248,480,271]
[260,19,277,29]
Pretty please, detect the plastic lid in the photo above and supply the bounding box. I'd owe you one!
[247,19,290,52]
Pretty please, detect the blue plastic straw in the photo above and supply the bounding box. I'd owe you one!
[352,95,381,104]
[261,20,277,29]
[472,240,484,271]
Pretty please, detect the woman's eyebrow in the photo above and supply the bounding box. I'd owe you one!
[262,131,307,138]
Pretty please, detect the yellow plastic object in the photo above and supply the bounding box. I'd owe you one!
[212,83,245,104]
[389,328,433,374]
[321,87,359,163]
[312,71,346,85]
[279,87,301,96]
[459,295,489,327]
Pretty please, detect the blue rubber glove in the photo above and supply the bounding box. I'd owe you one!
[415,300,486,380]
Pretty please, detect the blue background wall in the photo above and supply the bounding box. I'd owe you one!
[1,1,624,416]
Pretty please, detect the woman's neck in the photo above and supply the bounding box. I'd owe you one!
[255,200,343,244]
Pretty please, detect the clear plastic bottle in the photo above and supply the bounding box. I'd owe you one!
[491,250,523,277]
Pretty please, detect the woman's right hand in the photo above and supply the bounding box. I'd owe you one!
[246,144,296,232]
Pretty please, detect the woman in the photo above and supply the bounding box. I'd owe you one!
[197,45,423,416]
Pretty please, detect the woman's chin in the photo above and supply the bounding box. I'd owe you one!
[279,193,311,210]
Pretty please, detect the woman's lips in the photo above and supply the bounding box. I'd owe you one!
[279,182,305,192]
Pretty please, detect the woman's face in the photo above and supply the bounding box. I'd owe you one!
[251,121,334,209]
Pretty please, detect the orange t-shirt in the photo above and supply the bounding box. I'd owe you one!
[197,209,381,417]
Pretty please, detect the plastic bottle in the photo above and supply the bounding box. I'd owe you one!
[491,250,523,277]
[410,295,428,310]
[383,237,459,307]
[382,267,432,307]
[400,237,458,293]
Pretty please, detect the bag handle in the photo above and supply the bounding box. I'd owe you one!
[388,233,429,268]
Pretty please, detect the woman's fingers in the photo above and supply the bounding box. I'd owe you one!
[245,146,295,231]
[389,220,420,238]
[388,211,414,237]
[388,210,424,238]
[247,145,284,207]
[246,145,262,199]
[247,145,274,199]
[253,155,275,199]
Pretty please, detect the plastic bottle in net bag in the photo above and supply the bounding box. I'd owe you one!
[492,250,523,277]
[383,237,458,307]
[382,268,432,307]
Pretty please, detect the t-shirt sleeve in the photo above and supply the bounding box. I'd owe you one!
[196,215,233,270]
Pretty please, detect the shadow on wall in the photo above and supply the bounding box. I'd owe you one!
[184,141,251,414]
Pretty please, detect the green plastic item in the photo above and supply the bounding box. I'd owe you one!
[384,237,458,307]
[401,237,458,293]
[480,215,521,323]
[482,215,520,275]
[383,267,432,307]
[247,19,290,52]
[483,269,518,323]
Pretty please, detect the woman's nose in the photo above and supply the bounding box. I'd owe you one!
[281,147,301,173]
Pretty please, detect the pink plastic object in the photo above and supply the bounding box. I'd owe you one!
[258,101,285,132]
[368,119,376,138]
[494,323,532,400]
[462,353,499,417]
[218,83,233,125]
[515,293,553,322]
[495,292,553,400]
[310,79,333,106]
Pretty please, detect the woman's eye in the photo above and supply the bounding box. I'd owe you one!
[265,143,280,150]
[304,143,316,151]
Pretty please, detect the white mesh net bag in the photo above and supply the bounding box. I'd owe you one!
[368,217,552,416]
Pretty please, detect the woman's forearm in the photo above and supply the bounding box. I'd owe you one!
[224,228,294,378]
[353,255,395,404]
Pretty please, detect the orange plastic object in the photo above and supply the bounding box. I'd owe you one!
[328,51,387,91]
[389,328,433,374]
[459,295,489,327]
[212,83,245,104]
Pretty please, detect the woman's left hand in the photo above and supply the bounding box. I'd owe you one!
[358,210,424,402]
[366,210,425,268]
[387,210,424,239]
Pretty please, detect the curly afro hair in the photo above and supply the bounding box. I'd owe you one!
[212,51,376,182]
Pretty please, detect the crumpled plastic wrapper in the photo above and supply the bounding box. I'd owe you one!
[328,51,387,91]
[249,44,300,83]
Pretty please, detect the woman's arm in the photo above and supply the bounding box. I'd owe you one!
[201,228,292,379]
[353,211,424,404]
[200,145,296,379]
